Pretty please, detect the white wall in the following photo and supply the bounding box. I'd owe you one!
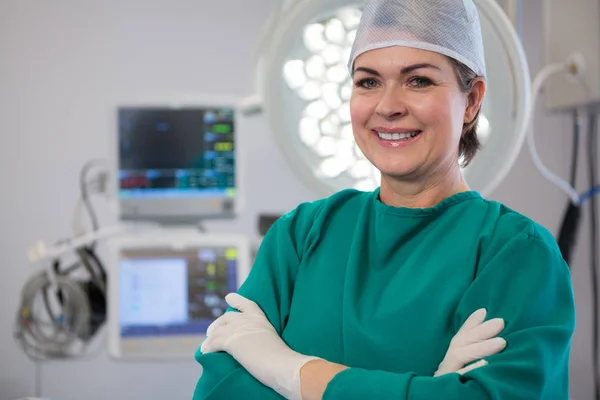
[0,1,597,400]
[502,3,597,400]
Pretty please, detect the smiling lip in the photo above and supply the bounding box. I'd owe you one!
[372,127,421,134]
[372,128,422,148]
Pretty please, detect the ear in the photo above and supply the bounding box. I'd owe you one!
[464,78,486,123]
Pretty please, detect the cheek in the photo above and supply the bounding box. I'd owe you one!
[446,91,469,132]
[349,95,373,132]
[412,93,465,138]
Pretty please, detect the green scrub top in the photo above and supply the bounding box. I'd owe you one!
[193,189,575,400]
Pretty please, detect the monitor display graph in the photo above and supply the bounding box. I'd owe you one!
[117,247,238,338]
[108,232,251,359]
[118,107,235,199]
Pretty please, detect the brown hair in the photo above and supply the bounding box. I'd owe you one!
[447,57,482,167]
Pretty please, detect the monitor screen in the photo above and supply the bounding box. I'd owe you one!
[118,246,237,339]
[108,234,251,360]
[117,106,237,221]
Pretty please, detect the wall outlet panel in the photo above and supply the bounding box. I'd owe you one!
[543,0,600,111]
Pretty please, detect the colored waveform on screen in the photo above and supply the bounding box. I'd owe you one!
[211,124,232,134]
[121,176,149,189]
[214,142,233,152]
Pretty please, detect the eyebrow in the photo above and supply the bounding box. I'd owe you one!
[353,63,441,77]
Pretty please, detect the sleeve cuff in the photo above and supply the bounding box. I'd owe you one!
[323,369,489,400]
[323,368,413,400]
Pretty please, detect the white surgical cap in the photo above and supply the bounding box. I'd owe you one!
[348,0,486,78]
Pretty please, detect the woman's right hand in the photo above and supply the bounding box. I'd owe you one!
[434,309,506,377]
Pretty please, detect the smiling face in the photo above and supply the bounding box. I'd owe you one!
[350,46,481,183]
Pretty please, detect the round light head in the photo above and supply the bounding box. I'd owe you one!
[261,0,530,197]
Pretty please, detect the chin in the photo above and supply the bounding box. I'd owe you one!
[361,145,424,174]
[374,162,421,179]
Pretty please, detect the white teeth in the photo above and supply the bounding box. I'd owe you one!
[377,131,420,140]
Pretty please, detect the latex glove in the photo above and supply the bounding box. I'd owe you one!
[434,308,506,376]
[201,293,320,400]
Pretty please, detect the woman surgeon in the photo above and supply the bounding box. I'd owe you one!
[193,0,576,399]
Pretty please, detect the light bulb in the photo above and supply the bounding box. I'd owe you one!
[325,18,346,45]
[315,136,337,156]
[337,138,354,150]
[305,55,326,79]
[298,81,322,100]
[283,60,307,89]
[342,47,352,65]
[304,23,327,52]
[317,157,347,178]
[340,123,353,141]
[305,100,330,120]
[337,102,351,122]
[335,146,355,165]
[348,160,373,179]
[337,8,362,30]
[327,65,348,84]
[323,83,342,109]
[321,45,343,66]
[340,82,352,101]
[299,118,320,146]
[477,113,491,143]
[354,143,366,159]
[346,30,357,45]
[320,114,341,136]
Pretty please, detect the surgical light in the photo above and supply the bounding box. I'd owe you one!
[251,0,530,197]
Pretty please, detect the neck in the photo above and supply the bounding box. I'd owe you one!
[378,163,469,208]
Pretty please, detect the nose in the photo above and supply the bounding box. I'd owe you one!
[375,86,408,121]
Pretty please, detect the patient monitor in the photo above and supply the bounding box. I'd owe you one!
[107,230,251,359]
[116,102,238,222]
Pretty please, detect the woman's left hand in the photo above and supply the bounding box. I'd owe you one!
[201,293,320,400]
